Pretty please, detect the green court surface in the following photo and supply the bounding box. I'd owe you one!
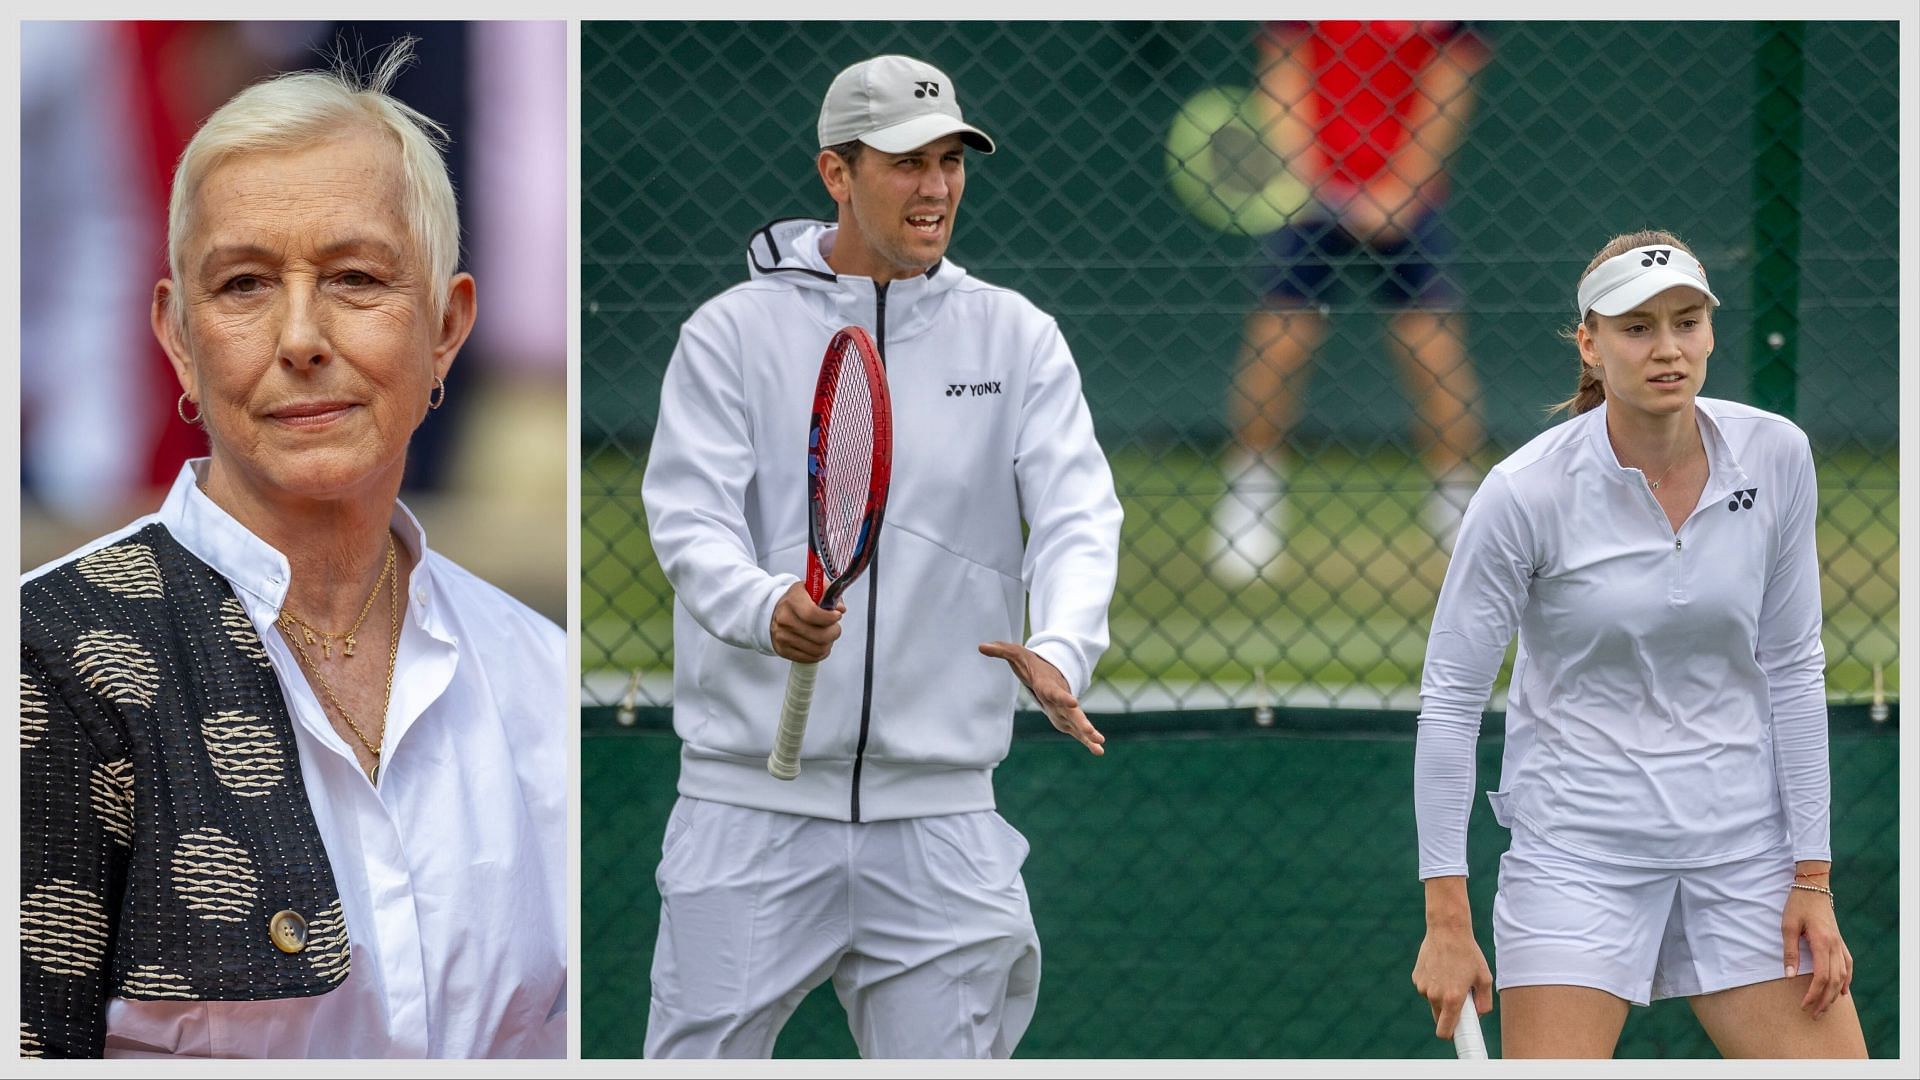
[581,718,1900,1059]
[583,443,1898,706]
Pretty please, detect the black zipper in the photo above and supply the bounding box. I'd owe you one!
[849,281,888,823]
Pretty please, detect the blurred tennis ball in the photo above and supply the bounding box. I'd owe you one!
[1166,85,1312,237]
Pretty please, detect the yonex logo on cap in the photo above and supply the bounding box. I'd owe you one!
[818,55,996,155]
[1640,249,1671,266]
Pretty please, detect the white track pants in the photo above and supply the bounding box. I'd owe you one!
[644,796,1042,1059]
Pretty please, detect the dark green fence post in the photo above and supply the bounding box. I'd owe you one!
[1750,21,1804,418]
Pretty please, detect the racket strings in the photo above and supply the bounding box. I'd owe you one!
[816,353,878,578]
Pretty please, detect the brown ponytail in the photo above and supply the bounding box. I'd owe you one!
[1548,228,1697,418]
[1548,359,1607,417]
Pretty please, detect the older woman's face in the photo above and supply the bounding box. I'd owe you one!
[155,128,473,504]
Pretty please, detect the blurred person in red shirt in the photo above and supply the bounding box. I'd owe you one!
[1208,21,1490,581]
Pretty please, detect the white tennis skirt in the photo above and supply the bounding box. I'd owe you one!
[1492,826,1813,1004]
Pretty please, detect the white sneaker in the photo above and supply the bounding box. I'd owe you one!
[1208,453,1285,584]
[1421,473,1479,554]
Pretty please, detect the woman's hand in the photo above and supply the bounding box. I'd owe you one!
[1412,876,1494,1040]
[1782,863,1852,1019]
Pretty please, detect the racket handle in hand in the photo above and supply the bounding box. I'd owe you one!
[768,661,819,780]
[1452,988,1488,1060]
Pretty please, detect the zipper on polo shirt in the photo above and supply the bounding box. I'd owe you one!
[1631,479,1689,604]
[1670,531,1686,604]
[849,281,888,825]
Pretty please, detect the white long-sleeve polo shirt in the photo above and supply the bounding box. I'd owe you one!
[1414,397,1831,878]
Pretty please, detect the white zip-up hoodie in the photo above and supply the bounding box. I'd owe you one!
[643,218,1122,822]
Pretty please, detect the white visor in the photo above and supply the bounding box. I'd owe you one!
[1576,244,1720,318]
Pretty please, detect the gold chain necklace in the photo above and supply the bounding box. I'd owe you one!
[1627,441,1697,492]
[1644,455,1683,491]
[279,534,401,783]
[278,536,395,660]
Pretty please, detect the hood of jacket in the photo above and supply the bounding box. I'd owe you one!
[744,217,970,345]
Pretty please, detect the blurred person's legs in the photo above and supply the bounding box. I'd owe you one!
[1213,309,1327,583]
[1387,309,1483,550]
[1209,218,1339,583]
[1379,210,1482,551]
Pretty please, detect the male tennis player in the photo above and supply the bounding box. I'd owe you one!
[640,54,1123,1059]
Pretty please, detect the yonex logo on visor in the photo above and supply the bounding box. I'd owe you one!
[1576,244,1721,319]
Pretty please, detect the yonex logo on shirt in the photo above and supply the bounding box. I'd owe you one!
[1728,488,1758,511]
[946,381,1002,397]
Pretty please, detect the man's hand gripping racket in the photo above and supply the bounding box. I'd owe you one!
[769,326,892,780]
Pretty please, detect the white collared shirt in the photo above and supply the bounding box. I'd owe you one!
[1414,399,1831,877]
[28,462,567,1058]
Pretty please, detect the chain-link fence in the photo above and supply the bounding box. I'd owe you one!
[582,21,1900,1058]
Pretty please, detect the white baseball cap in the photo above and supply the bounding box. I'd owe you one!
[818,55,996,155]
[1576,243,1720,318]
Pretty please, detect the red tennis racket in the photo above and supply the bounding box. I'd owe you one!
[768,326,892,780]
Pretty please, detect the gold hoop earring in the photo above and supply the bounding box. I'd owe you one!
[177,392,203,426]
[429,376,447,411]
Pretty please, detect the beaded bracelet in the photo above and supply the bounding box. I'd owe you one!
[1789,881,1836,905]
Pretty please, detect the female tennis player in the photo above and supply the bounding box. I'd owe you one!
[1408,229,1868,1058]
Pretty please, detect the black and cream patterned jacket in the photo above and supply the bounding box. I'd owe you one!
[19,524,350,1059]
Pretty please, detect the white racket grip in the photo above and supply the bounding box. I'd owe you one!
[768,661,819,780]
[1452,988,1488,1060]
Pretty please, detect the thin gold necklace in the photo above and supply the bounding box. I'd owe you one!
[1645,454,1683,491]
[279,534,400,783]
[1638,443,1700,492]
[278,536,395,660]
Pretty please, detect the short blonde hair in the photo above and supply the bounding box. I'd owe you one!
[165,37,460,324]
